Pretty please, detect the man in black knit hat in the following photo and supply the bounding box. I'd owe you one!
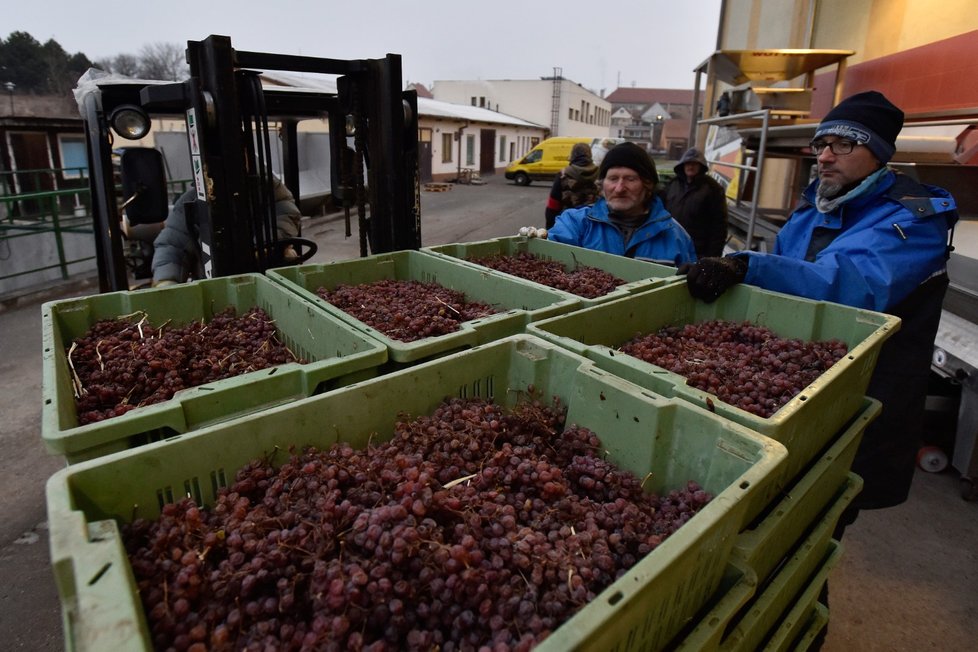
[682,90,958,526]
[543,142,697,266]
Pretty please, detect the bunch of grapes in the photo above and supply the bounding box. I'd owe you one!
[69,307,303,424]
[317,279,498,342]
[123,394,712,651]
[468,252,625,299]
[620,320,849,417]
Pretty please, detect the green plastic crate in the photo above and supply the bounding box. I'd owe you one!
[46,335,787,652]
[526,282,899,513]
[783,602,828,652]
[423,235,681,307]
[721,478,858,652]
[42,273,387,463]
[733,398,880,584]
[662,475,857,652]
[761,566,834,652]
[268,250,578,363]
[669,560,758,651]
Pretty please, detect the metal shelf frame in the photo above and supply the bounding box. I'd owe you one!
[698,109,772,251]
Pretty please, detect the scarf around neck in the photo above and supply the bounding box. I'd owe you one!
[815,166,888,214]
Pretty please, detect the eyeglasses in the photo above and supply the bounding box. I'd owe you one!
[809,139,861,156]
[604,174,642,185]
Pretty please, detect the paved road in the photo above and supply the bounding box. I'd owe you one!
[0,173,547,650]
[303,174,550,263]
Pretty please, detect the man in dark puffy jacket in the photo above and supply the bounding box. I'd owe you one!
[151,175,301,286]
[544,142,600,229]
[682,91,958,523]
[663,147,729,258]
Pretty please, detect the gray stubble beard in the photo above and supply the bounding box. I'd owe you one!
[816,175,844,200]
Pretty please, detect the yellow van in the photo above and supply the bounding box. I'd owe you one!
[504,136,592,186]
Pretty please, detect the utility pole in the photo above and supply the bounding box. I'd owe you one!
[4,81,14,114]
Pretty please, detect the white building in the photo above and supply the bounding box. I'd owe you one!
[416,98,547,182]
[242,72,548,183]
[431,76,611,153]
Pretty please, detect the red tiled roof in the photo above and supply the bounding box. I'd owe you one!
[605,87,703,105]
[407,82,434,98]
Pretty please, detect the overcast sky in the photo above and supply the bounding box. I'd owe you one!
[11,0,722,93]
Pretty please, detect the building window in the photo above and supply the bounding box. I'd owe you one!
[442,133,453,163]
[471,97,477,106]
[58,134,88,179]
[510,142,515,160]
[479,97,486,108]
[568,108,573,120]
[498,135,507,161]
[466,134,475,166]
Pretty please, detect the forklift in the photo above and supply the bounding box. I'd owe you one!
[79,34,422,293]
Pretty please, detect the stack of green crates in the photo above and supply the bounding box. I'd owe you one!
[668,404,878,651]
[423,235,681,307]
[41,274,388,463]
[268,250,578,364]
[46,335,787,651]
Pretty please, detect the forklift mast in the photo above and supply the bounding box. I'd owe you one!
[83,34,421,293]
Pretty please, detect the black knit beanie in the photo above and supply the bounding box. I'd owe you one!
[599,142,658,184]
[814,91,904,163]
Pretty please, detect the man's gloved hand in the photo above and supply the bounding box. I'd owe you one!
[518,226,548,239]
[681,256,748,303]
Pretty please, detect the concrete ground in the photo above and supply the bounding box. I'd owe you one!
[1,174,975,650]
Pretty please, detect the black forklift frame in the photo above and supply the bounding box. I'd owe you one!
[83,34,421,293]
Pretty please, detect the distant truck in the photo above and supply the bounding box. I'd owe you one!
[505,137,627,186]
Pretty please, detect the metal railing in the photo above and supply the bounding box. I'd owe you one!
[0,174,192,286]
[0,187,95,283]
[0,166,89,199]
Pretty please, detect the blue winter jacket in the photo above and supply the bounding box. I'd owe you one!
[739,170,957,312]
[548,196,697,266]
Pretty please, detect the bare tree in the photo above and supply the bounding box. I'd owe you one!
[95,53,141,77]
[137,42,188,81]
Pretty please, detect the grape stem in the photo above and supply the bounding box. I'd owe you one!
[157,319,171,338]
[433,296,461,316]
[66,341,86,398]
[442,473,477,489]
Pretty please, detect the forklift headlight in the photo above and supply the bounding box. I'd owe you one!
[109,105,151,140]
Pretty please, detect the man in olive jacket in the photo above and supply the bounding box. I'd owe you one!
[663,147,728,258]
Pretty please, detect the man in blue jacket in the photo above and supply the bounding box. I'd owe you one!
[547,142,697,267]
[683,91,958,519]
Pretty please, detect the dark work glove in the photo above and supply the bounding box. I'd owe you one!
[684,256,749,303]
